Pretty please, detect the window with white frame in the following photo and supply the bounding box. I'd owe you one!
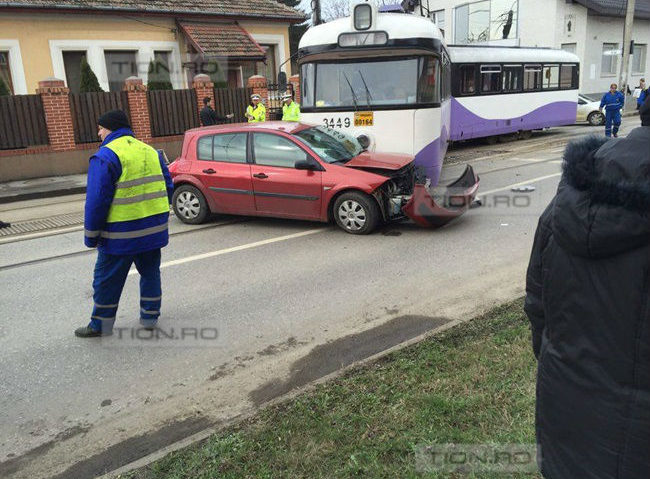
[431,9,445,30]
[454,0,518,44]
[632,44,647,74]
[601,43,620,76]
[0,51,13,93]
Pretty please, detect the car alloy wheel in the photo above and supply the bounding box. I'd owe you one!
[176,191,201,220]
[338,199,367,232]
[588,111,605,126]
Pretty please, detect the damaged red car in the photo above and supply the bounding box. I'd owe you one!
[168,122,479,234]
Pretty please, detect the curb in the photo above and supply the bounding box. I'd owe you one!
[0,187,86,205]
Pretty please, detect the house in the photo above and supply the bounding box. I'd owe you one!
[403,0,650,95]
[0,0,305,95]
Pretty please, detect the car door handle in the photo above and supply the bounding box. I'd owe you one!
[202,168,216,174]
[253,173,268,179]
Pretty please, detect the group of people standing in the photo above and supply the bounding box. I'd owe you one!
[199,92,300,127]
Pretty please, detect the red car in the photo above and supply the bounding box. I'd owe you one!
[168,122,478,234]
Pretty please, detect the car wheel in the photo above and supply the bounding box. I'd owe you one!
[333,192,379,235]
[173,185,209,224]
[587,111,605,126]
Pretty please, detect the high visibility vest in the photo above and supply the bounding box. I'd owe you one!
[282,102,301,122]
[104,136,170,223]
[246,103,266,122]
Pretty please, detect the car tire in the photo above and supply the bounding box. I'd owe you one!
[333,191,379,235]
[587,111,605,126]
[172,184,209,224]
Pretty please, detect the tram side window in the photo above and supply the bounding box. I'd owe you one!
[417,56,441,104]
[559,64,576,89]
[480,65,501,93]
[523,65,542,91]
[459,65,477,95]
[542,65,559,89]
[502,66,523,92]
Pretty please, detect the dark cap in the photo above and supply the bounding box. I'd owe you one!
[641,96,650,127]
[98,110,130,131]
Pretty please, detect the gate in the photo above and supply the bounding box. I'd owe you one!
[0,95,49,150]
[213,87,252,124]
[265,83,294,120]
[69,91,130,144]
[148,89,199,137]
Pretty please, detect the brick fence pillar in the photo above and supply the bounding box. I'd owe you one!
[123,76,152,142]
[289,74,301,105]
[36,77,76,151]
[192,74,214,125]
[247,75,268,105]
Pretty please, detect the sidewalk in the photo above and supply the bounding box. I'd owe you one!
[0,174,86,205]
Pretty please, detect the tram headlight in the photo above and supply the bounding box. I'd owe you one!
[353,3,372,30]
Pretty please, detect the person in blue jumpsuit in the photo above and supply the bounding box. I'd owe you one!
[599,83,625,137]
[75,110,174,337]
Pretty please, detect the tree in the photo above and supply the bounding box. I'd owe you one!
[79,57,103,93]
[0,76,10,96]
[320,0,385,22]
[147,59,173,90]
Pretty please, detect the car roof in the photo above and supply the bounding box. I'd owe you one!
[186,121,313,136]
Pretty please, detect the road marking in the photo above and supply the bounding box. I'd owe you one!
[130,228,327,275]
[478,172,562,197]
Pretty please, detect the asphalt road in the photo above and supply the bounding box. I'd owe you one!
[0,119,642,479]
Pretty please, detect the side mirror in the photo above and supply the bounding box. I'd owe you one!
[278,72,287,92]
[295,158,319,170]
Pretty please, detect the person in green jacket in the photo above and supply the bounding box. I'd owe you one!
[245,94,266,122]
[281,92,300,122]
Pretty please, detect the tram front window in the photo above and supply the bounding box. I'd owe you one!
[301,57,440,108]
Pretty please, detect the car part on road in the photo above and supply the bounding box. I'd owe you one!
[402,165,480,228]
[511,185,536,193]
[333,191,380,234]
[173,185,209,224]
[587,111,605,126]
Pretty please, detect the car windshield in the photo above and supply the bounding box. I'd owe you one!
[293,126,364,163]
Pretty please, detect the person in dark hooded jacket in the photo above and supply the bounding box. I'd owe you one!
[525,97,650,479]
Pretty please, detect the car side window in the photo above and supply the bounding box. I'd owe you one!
[253,133,307,168]
[197,133,248,163]
[213,133,247,163]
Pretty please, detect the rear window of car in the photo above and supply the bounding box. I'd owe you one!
[197,133,248,163]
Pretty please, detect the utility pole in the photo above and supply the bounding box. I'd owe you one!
[619,0,636,94]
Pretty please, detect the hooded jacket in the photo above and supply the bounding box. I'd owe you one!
[525,127,650,479]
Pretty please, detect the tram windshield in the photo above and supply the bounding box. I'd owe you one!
[301,56,440,109]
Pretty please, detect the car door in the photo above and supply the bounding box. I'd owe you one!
[195,132,255,214]
[250,132,323,219]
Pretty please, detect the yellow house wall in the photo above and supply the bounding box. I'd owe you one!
[0,12,295,93]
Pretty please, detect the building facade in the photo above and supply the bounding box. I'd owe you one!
[0,0,304,95]
[405,0,650,95]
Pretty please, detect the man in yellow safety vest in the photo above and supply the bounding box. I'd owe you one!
[76,110,174,337]
[245,94,266,122]
[281,92,300,122]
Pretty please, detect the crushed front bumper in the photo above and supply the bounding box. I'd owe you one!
[401,165,480,228]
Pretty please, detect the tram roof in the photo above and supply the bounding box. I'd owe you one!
[448,45,580,64]
[299,13,444,50]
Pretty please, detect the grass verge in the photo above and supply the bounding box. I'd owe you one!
[123,299,541,479]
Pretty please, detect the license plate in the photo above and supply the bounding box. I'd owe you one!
[354,112,373,126]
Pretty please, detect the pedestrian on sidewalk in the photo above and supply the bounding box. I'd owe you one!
[599,83,625,137]
[281,92,300,122]
[199,97,233,126]
[245,94,266,123]
[634,78,647,111]
[525,97,650,479]
[76,110,174,338]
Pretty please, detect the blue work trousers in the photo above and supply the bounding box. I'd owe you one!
[89,249,162,332]
[605,109,621,137]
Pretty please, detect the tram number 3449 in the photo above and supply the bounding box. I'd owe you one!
[322,117,351,128]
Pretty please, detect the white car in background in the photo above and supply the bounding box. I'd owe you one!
[577,94,605,126]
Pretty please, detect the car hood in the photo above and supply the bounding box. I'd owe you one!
[344,151,413,171]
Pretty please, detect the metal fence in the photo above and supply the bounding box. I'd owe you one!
[148,89,199,137]
[69,91,130,144]
[0,95,49,150]
[213,87,252,124]
[266,83,294,120]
